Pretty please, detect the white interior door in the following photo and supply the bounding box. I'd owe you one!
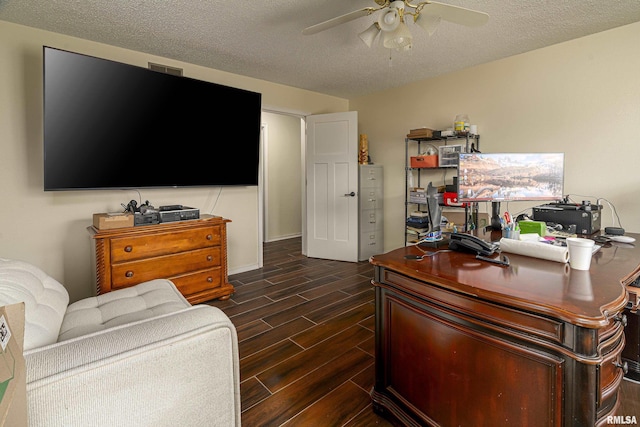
[306,111,358,262]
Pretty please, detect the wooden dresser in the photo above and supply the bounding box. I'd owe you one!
[88,215,234,304]
[370,232,639,426]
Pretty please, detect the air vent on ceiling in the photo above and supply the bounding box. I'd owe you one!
[148,63,183,76]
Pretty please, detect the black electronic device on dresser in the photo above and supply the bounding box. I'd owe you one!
[158,205,200,223]
[532,201,601,234]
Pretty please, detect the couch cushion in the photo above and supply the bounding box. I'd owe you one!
[0,258,70,351]
[59,279,191,342]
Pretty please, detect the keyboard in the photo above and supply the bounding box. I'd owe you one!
[546,229,577,239]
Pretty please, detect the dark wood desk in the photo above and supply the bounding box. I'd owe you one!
[370,233,640,426]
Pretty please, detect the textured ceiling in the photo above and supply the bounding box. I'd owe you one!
[1,0,639,98]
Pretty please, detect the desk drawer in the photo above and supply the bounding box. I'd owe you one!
[111,247,220,289]
[382,270,565,345]
[599,324,625,412]
[172,267,223,296]
[110,226,220,263]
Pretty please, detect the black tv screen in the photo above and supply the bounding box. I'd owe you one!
[43,46,262,190]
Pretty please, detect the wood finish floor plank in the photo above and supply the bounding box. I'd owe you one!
[299,275,373,300]
[238,316,315,359]
[240,376,271,412]
[240,339,303,381]
[292,303,375,349]
[229,279,280,303]
[283,380,373,427]
[241,347,373,427]
[235,318,272,342]
[231,294,307,327]
[257,324,373,393]
[218,295,271,317]
[263,289,351,328]
[264,275,339,302]
[304,289,374,324]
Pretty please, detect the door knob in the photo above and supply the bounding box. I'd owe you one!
[344,192,356,197]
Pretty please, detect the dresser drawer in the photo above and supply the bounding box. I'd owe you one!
[171,267,223,296]
[110,226,221,263]
[111,247,220,289]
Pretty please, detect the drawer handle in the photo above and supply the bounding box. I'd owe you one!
[207,277,213,283]
[125,271,134,278]
[207,255,213,261]
[614,313,628,327]
[614,361,629,374]
[206,234,213,240]
[124,246,133,253]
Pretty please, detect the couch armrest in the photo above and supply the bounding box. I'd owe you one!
[25,305,240,427]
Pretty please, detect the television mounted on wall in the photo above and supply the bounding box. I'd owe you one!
[43,46,262,190]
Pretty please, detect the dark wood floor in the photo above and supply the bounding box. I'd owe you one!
[208,237,639,426]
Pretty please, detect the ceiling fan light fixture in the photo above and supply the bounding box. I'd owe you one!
[378,9,400,32]
[358,22,381,48]
[415,13,442,36]
[302,0,488,56]
[383,21,412,50]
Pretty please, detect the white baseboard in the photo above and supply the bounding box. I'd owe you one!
[229,263,260,276]
[264,233,302,243]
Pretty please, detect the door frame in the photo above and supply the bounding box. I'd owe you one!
[260,106,310,266]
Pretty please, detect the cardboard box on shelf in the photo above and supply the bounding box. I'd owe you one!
[0,303,27,427]
[407,128,434,139]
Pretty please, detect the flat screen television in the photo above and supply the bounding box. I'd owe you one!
[43,46,262,190]
[457,152,564,229]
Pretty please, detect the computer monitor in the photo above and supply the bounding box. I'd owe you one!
[457,153,564,230]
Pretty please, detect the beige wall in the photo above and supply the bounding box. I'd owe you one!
[2,18,639,302]
[351,22,640,253]
[263,112,302,242]
[0,21,348,302]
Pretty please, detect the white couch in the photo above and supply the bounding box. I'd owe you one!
[0,258,241,427]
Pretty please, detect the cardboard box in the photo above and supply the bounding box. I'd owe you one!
[93,213,134,230]
[0,303,27,427]
[407,128,434,139]
[410,155,438,168]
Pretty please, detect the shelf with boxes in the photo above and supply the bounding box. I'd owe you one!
[405,128,480,245]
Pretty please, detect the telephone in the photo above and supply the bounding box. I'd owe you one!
[449,233,498,256]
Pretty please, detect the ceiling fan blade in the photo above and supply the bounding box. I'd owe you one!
[422,1,489,27]
[302,8,376,35]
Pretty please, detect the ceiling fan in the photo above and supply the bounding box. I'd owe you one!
[302,0,489,51]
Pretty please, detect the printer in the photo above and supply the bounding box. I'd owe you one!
[532,202,601,235]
